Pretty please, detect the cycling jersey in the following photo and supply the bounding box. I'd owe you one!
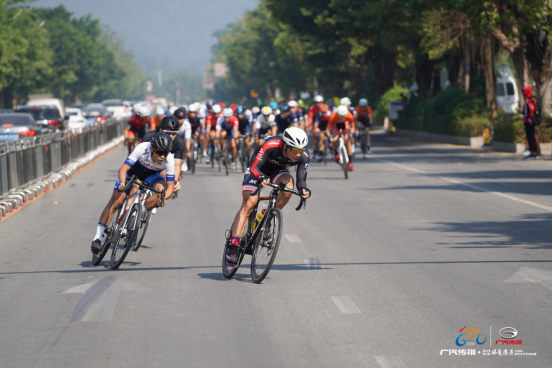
[237,116,253,135]
[150,115,163,131]
[308,104,329,126]
[274,113,295,134]
[216,116,239,137]
[127,115,150,137]
[255,114,276,132]
[178,119,192,140]
[123,142,175,182]
[188,116,202,134]
[327,110,354,134]
[142,130,186,161]
[206,113,221,131]
[314,112,330,130]
[289,110,304,122]
[355,105,372,118]
[242,136,309,192]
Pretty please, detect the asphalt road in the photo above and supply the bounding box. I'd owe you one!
[0,131,551,367]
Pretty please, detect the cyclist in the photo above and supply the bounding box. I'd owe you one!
[187,103,204,164]
[340,97,358,149]
[150,107,165,131]
[205,104,222,164]
[143,115,185,189]
[269,101,280,115]
[253,106,277,149]
[125,104,151,155]
[251,106,261,121]
[275,105,297,134]
[313,105,332,161]
[327,105,355,171]
[173,107,191,172]
[355,98,373,153]
[236,105,253,158]
[309,95,329,158]
[91,132,175,254]
[217,108,240,169]
[226,127,312,264]
[287,100,305,131]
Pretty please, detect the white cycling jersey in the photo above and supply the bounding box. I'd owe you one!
[125,142,175,182]
[178,119,192,140]
[255,114,276,130]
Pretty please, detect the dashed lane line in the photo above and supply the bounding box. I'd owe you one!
[375,355,407,368]
[331,296,361,314]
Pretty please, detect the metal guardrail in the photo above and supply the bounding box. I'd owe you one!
[0,121,124,211]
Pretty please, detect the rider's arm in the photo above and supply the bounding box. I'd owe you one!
[118,163,131,189]
[295,151,310,191]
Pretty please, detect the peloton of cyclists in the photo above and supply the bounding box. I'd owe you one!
[327,105,355,172]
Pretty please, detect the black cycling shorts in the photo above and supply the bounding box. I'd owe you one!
[242,168,291,192]
[317,120,328,131]
[357,117,371,128]
[129,126,147,139]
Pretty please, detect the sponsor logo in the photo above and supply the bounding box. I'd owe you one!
[249,179,257,184]
[456,327,487,347]
[496,327,522,345]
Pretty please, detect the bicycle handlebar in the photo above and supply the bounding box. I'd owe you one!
[123,175,166,206]
[250,181,307,211]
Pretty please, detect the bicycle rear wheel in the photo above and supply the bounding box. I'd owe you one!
[360,132,367,160]
[210,142,215,169]
[340,145,348,179]
[224,145,230,176]
[133,210,152,251]
[251,208,283,283]
[323,137,328,166]
[216,145,222,172]
[110,204,140,269]
[239,144,246,173]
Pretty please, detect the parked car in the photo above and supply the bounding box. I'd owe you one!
[496,65,519,114]
[66,108,87,131]
[101,99,132,121]
[0,113,45,140]
[15,105,68,132]
[81,105,115,125]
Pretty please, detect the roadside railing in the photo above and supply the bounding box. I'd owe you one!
[0,120,124,218]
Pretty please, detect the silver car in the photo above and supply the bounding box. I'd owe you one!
[0,113,45,140]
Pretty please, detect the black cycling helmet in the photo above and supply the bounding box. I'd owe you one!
[173,107,187,120]
[150,132,173,152]
[159,116,179,131]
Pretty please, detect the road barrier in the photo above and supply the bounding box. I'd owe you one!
[0,121,124,219]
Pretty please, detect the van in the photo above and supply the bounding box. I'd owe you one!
[496,66,519,114]
[26,98,65,118]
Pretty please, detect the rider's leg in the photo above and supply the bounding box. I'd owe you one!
[318,131,325,152]
[145,180,168,210]
[231,191,258,238]
[273,173,294,209]
[231,138,237,158]
[127,131,136,154]
[365,126,371,151]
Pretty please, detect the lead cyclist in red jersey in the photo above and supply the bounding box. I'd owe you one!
[226,127,312,264]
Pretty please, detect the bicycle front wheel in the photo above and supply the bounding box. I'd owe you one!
[110,204,140,269]
[323,138,328,166]
[340,145,349,180]
[190,148,196,175]
[251,208,283,283]
[92,209,119,266]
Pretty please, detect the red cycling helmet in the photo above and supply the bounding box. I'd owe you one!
[230,103,238,113]
[217,102,225,109]
[521,86,532,98]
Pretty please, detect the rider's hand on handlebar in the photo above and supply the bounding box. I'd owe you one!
[258,175,269,188]
[301,187,311,199]
[118,183,126,192]
[175,180,181,191]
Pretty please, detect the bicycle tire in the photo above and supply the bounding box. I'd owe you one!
[210,142,215,169]
[323,137,328,166]
[225,145,230,176]
[240,143,246,173]
[110,204,140,270]
[92,209,119,266]
[251,208,283,283]
[216,144,222,172]
[360,131,367,160]
[190,147,196,175]
[133,210,152,251]
[340,145,348,179]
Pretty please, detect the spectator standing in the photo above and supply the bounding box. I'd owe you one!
[521,86,540,159]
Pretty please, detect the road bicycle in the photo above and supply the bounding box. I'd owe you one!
[222,181,307,283]
[189,135,202,175]
[91,176,165,269]
[335,130,349,179]
[237,135,252,173]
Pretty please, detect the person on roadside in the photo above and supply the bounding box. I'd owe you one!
[521,86,539,159]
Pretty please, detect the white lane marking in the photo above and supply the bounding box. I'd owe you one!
[285,234,302,243]
[382,160,552,212]
[331,296,361,314]
[375,356,407,368]
[303,257,322,269]
[63,277,151,322]
[503,267,552,290]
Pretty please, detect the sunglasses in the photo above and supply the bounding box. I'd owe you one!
[162,130,178,136]
[153,150,170,157]
[289,147,305,155]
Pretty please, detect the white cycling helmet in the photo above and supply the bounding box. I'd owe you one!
[288,100,298,108]
[252,106,260,114]
[155,107,164,116]
[261,106,273,115]
[223,108,233,118]
[212,104,222,114]
[188,102,200,112]
[337,105,348,116]
[283,127,308,150]
[134,104,150,117]
[168,106,178,116]
[314,95,324,103]
[340,97,351,106]
[359,98,368,107]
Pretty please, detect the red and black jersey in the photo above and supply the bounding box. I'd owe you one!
[127,114,150,131]
[248,137,310,190]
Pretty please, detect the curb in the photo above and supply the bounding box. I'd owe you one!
[0,137,125,223]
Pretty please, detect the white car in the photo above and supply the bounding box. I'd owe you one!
[66,108,87,132]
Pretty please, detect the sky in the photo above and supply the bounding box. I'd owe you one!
[33,0,258,77]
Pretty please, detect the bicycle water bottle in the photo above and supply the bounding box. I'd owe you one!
[252,209,266,231]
